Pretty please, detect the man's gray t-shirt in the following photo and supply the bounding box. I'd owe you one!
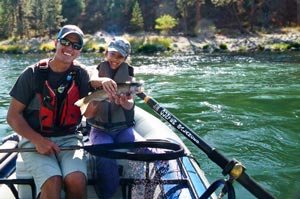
[9,60,91,130]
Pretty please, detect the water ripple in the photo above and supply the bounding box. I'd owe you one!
[1,53,299,199]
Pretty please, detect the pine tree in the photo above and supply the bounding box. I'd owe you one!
[129,1,144,32]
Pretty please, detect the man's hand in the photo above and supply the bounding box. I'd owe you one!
[34,137,60,155]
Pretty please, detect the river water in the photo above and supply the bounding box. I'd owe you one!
[0,52,299,199]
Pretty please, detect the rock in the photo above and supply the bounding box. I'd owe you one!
[1,28,300,54]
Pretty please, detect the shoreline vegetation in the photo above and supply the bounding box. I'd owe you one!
[1,28,300,54]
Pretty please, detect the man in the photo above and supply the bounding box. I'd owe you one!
[7,25,89,199]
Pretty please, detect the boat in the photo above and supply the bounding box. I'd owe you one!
[0,92,276,199]
[0,105,216,199]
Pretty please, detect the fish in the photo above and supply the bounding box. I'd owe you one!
[74,82,143,114]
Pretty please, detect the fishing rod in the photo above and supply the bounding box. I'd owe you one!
[136,92,276,199]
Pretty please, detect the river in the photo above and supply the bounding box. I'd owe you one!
[0,52,299,199]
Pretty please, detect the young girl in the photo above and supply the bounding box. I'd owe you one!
[84,37,144,198]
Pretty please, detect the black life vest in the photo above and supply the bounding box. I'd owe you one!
[88,61,135,131]
[34,59,81,136]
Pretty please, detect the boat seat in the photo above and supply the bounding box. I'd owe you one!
[15,152,101,199]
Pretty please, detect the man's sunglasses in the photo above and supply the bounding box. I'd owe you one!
[58,38,82,50]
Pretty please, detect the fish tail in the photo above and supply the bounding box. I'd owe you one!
[79,103,89,115]
[74,98,84,107]
[74,98,88,114]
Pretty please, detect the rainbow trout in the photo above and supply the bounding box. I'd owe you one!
[74,82,143,114]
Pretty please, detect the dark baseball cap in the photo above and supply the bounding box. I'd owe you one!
[108,38,131,57]
[57,25,84,45]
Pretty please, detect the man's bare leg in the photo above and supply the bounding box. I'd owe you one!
[64,171,87,199]
[40,175,62,199]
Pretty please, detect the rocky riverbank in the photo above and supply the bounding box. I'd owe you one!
[170,28,300,53]
[1,28,300,54]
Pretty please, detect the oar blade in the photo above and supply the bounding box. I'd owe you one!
[83,141,185,161]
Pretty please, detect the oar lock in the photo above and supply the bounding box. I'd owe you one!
[222,158,245,180]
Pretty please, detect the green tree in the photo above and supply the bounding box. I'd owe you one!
[211,0,245,33]
[211,0,237,7]
[83,0,105,34]
[44,0,65,38]
[129,1,144,32]
[62,0,84,25]
[83,0,135,34]
[0,0,17,38]
[177,0,205,35]
[155,14,178,35]
[21,0,34,38]
[27,0,45,37]
[16,0,25,39]
[104,0,134,34]
[0,0,64,39]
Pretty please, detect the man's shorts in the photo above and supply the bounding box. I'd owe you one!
[19,134,87,191]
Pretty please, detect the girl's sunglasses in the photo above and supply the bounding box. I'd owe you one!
[58,38,82,50]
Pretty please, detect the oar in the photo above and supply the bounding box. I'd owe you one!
[136,92,276,199]
[0,145,82,153]
[0,141,184,161]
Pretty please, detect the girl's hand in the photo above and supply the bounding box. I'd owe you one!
[102,78,117,95]
[110,93,134,110]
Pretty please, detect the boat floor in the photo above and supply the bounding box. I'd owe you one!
[1,185,102,199]
[1,158,192,199]
[0,173,155,199]
[0,172,99,199]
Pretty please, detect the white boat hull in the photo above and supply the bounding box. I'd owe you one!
[0,106,215,199]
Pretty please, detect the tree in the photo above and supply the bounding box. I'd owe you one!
[0,0,300,40]
[84,0,134,35]
[104,0,134,34]
[210,0,246,33]
[16,0,25,39]
[62,0,84,25]
[155,14,178,35]
[138,0,160,31]
[27,0,44,37]
[129,1,144,32]
[44,0,65,38]
[298,0,300,25]
[0,0,17,38]
[82,0,104,34]
[176,0,205,36]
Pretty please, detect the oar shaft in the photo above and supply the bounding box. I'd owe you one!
[138,92,229,167]
[136,92,276,199]
[238,173,276,199]
[0,146,82,153]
